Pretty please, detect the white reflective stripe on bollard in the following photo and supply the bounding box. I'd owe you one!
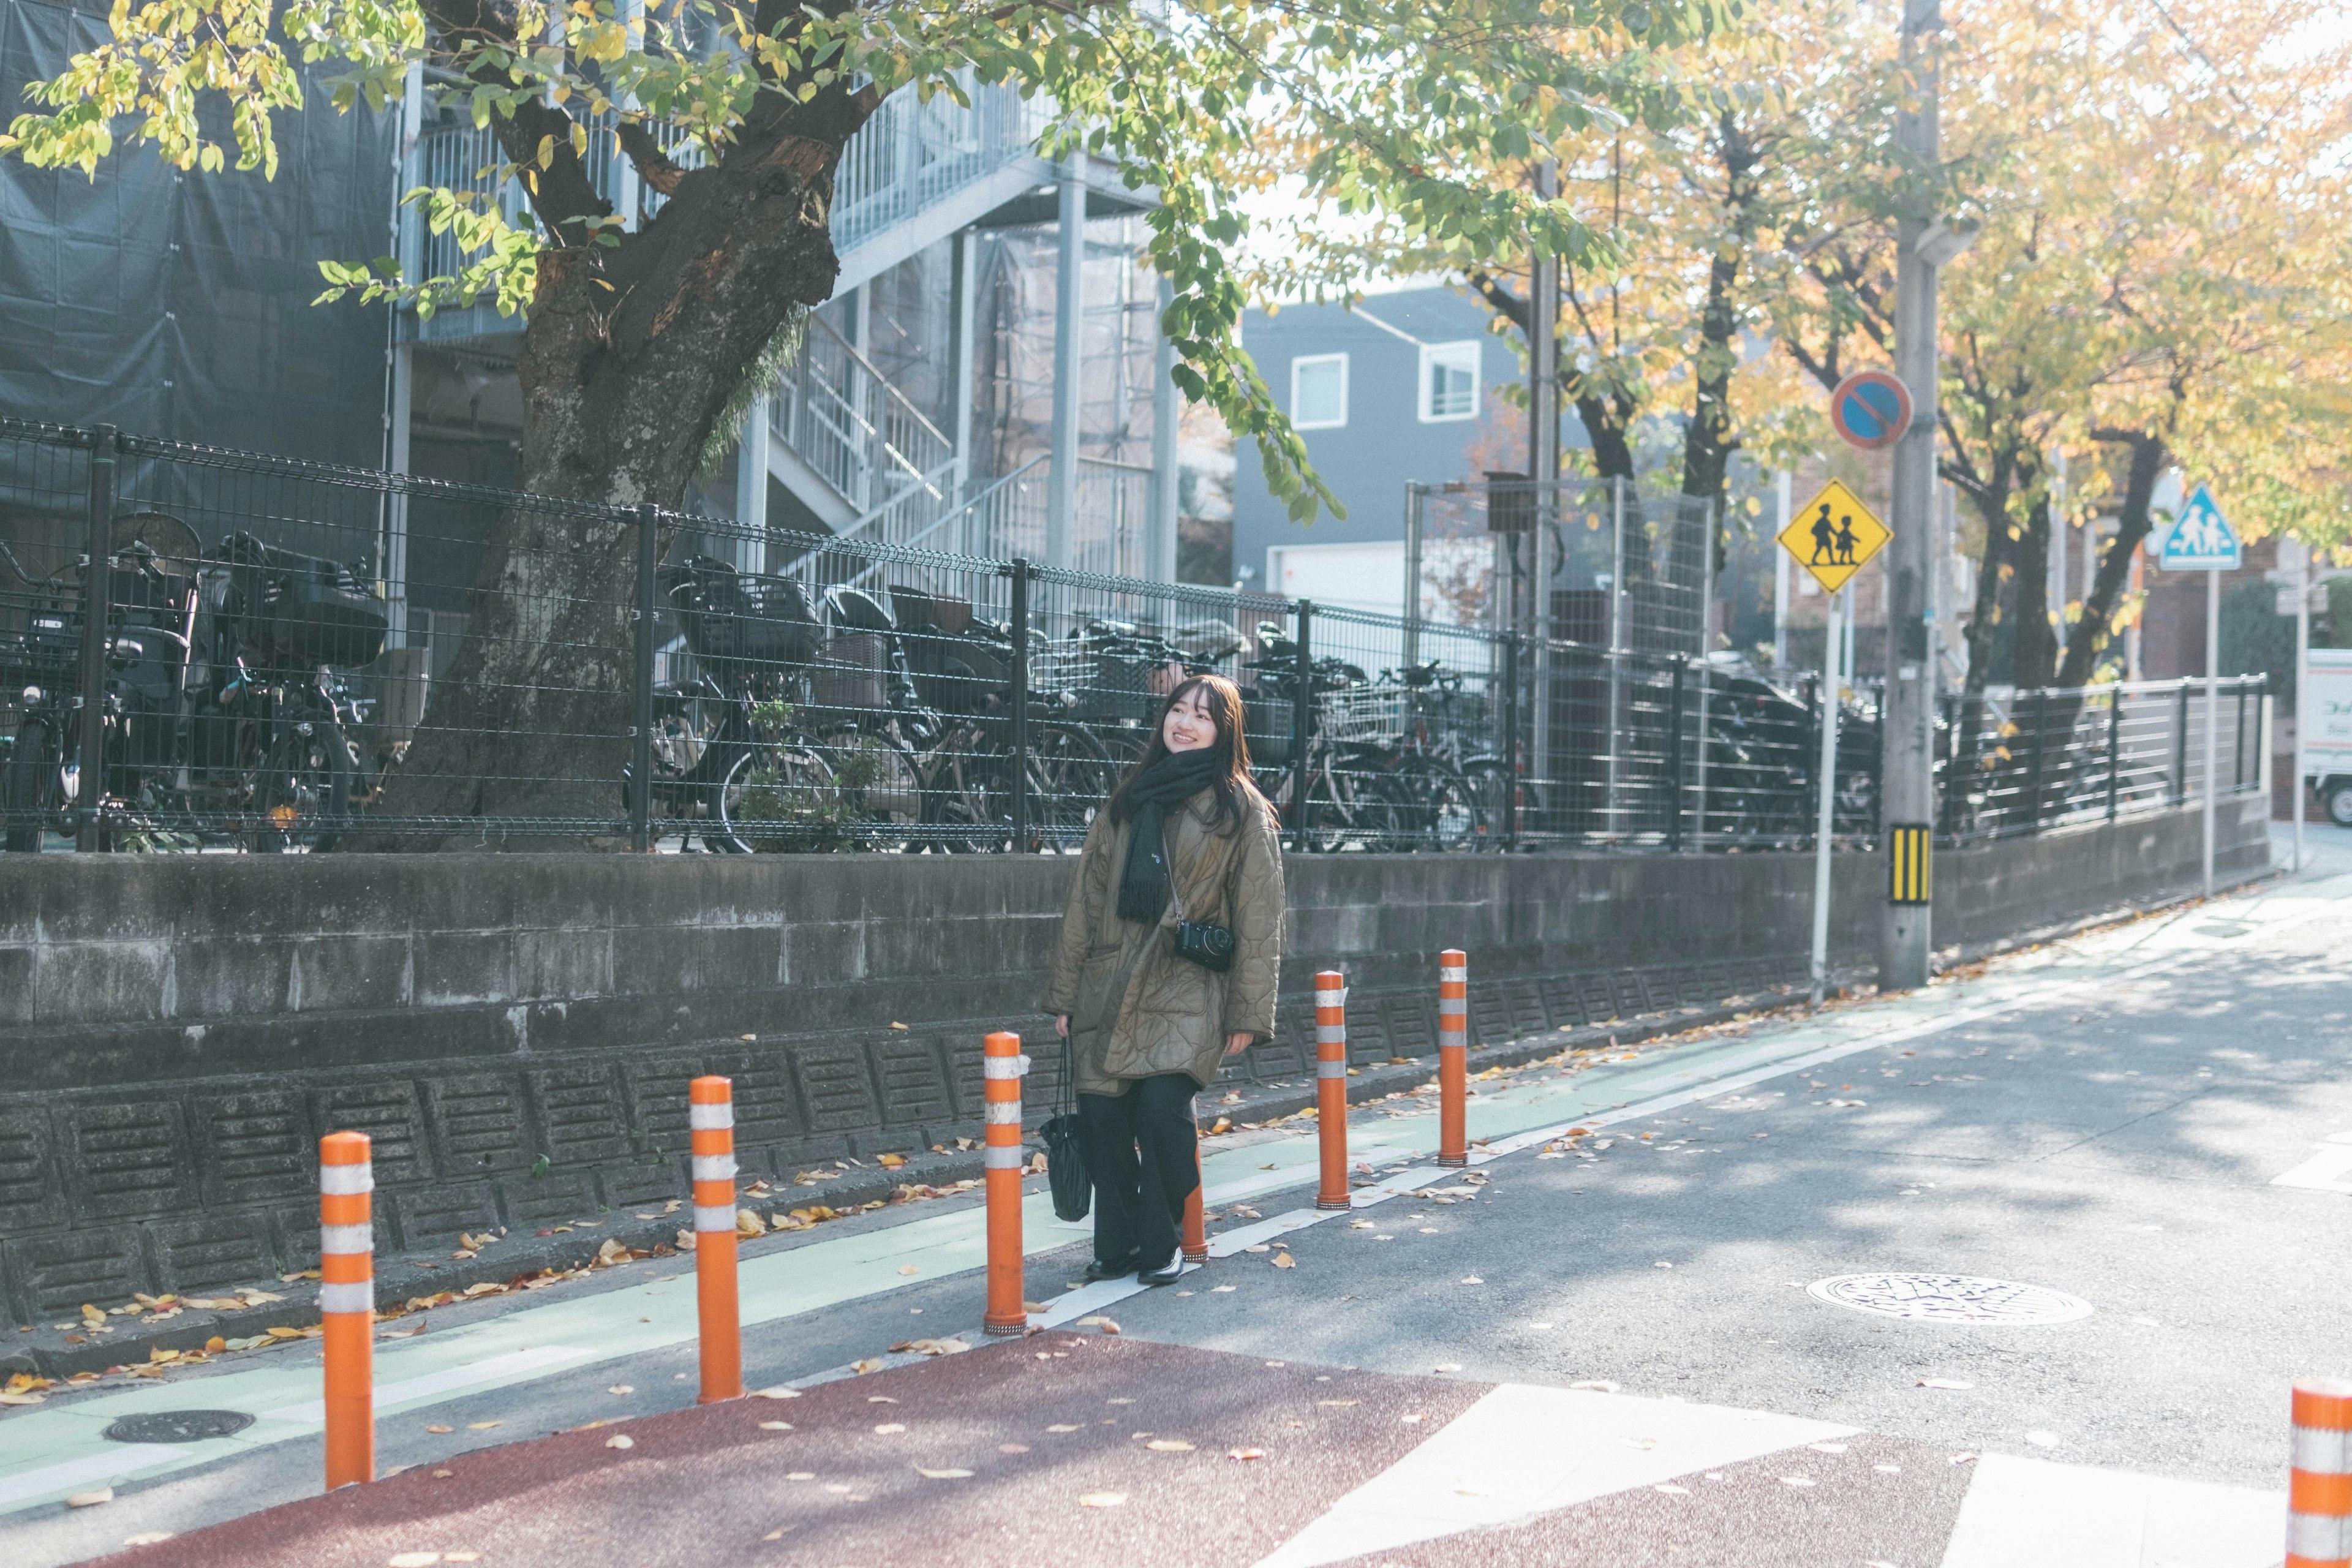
[320,1165,373,1196]
[985,1101,1022,1125]
[317,1283,374,1314]
[1317,1060,1348,1079]
[688,1102,735,1130]
[690,1154,737,1182]
[319,1224,372,1255]
[983,1145,1028,1169]
[693,1204,737,1233]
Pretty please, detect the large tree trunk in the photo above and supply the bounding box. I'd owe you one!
[2055,430,2167,689]
[347,6,875,848]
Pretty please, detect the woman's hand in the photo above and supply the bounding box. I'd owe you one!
[1223,1031,1252,1057]
[1055,1014,1071,1039]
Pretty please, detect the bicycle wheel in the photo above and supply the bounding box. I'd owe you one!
[1457,757,1517,850]
[2,715,64,852]
[813,726,927,850]
[1025,722,1118,851]
[713,735,837,852]
[249,717,355,852]
[1398,755,1482,852]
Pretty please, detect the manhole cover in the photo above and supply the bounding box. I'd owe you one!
[1806,1273,2092,1325]
[102,1409,256,1444]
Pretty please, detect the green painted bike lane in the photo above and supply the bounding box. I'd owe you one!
[1,869,2334,1515]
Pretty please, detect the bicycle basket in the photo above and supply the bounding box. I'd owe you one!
[809,630,891,712]
[1243,688,1294,767]
[217,532,388,670]
[1317,685,1408,745]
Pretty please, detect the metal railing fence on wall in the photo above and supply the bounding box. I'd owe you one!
[0,420,2267,854]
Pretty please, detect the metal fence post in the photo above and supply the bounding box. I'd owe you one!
[1291,599,1313,853]
[74,425,118,853]
[630,503,658,853]
[1665,657,1686,851]
[1009,559,1031,852]
[1501,633,1520,848]
[2173,678,2190,805]
[2025,690,2048,829]
[2106,687,2122,822]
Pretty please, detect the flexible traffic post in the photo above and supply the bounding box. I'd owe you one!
[690,1075,743,1403]
[2289,1376,2352,1568]
[982,1031,1030,1335]
[1315,971,1351,1210]
[1438,949,1469,1167]
[318,1130,374,1490]
[1181,1140,1208,1264]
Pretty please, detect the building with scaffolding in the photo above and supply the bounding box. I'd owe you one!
[0,12,1193,676]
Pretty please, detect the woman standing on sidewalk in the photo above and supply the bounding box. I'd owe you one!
[1043,673,1285,1286]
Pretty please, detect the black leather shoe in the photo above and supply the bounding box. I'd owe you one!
[1084,1256,1137,1283]
[1138,1254,1186,1286]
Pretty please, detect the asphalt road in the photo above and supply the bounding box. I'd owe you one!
[10,823,2349,1566]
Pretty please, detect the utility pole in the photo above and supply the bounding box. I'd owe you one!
[1880,0,1955,993]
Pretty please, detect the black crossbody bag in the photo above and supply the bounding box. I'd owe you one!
[1169,862,1236,973]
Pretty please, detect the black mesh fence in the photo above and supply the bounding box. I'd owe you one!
[0,420,2270,854]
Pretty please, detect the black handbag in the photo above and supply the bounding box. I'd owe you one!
[1039,1031,1090,1222]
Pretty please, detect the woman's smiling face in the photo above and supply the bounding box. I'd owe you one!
[1161,684,1218,753]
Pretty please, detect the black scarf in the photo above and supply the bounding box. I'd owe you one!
[1116,748,1222,924]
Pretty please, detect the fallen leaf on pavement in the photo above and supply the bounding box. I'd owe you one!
[1271,1254,1297,1269]
[916,1467,973,1479]
[65,1488,113,1508]
[899,1264,919,1275]
[607,1385,633,1395]
[851,1359,888,1374]
[1917,1379,1973,1390]
[1317,1400,1359,1408]
[467,1421,501,1430]
[1145,1439,1194,1451]
[0,1392,43,1406]
[1078,1492,1128,1507]
[1950,1452,1979,1464]
[758,1421,792,1431]
[1460,1276,1483,1284]
[1022,1300,1049,1313]
[604,1434,635,1450]
[1433,1362,1463,1373]
[1047,1424,1082,1433]
[1228,1447,1266,1460]
[888,1338,970,1357]
[1208,1118,1232,1135]
[752,1387,802,1400]
[426,1425,453,1434]
[1076,1316,1121,1334]
[1000,1443,1029,1453]
[873,1423,907,1434]
[121,1532,173,1545]
[1210,1285,1235,1293]
[388,1555,442,1567]
[878,1153,908,1168]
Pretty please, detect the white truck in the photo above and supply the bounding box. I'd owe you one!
[2304,647,2352,824]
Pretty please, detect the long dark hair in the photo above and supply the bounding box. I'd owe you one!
[1106,673,1261,834]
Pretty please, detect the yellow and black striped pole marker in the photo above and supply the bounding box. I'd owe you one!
[1887,823,1932,906]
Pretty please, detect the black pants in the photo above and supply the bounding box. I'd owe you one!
[1077,1073,1199,1271]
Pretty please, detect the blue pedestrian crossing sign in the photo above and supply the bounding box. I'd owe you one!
[2157,484,2241,571]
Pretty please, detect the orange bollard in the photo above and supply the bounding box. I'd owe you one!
[318,1130,374,1490]
[982,1031,1031,1336]
[2290,1376,2352,1568]
[1182,1137,1208,1264]
[690,1075,743,1403]
[1315,971,1351,1210]
[1438,949,1469,1167]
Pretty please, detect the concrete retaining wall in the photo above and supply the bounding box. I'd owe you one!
[0,796,2267,1325]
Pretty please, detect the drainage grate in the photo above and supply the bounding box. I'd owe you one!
[1806,1273,2093,1325]
[102,1409,257,1444]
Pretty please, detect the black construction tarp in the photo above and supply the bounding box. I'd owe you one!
[0,0,397,511]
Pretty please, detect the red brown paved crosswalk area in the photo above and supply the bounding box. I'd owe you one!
[81,1338,1988,1568]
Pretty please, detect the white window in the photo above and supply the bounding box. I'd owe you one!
[1419,341,1481,422]
[1291,353,1349,430]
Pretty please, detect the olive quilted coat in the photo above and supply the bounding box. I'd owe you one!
[1042,783,1286,1096]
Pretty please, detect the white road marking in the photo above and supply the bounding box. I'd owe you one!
[0,1446,184,1509]
[1252,1383,1856,1568]
[254,1344,595,1426]
[1939,1452,2284,1568]
[2271,1145,2352,1194]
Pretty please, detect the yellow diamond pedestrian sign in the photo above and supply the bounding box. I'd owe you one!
[1778,479,1891,595]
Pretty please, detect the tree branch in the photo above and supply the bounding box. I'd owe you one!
[617,120,687,197]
